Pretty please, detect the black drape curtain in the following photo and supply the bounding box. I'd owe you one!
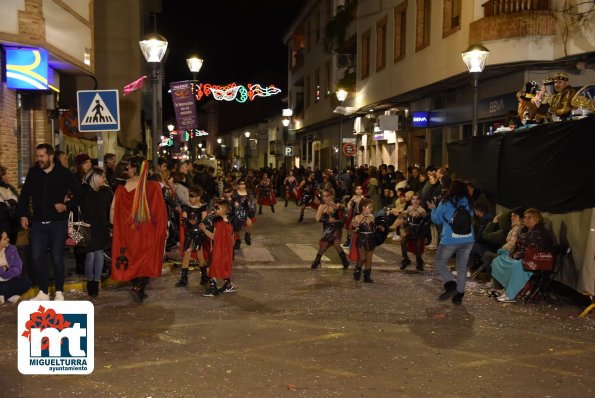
[448,115,595,214]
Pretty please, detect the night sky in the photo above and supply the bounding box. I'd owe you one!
[158,1,305,122]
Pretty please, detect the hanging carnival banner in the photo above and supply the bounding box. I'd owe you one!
[193,82,281,103]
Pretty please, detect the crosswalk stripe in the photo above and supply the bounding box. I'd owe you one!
[287,243,331,262]
[235,244,275,262]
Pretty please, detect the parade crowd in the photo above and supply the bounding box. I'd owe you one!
[0,140,556,306]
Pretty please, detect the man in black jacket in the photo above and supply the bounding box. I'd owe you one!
[17,144,82,301]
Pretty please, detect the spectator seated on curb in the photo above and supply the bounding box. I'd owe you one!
[478,207,524,279]
[456,201,494,278]
[0,228,32,305]
[491,208,553,303]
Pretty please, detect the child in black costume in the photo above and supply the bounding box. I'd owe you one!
[350,198,377,282]
[176,186,209,287]
[310,188,350,269]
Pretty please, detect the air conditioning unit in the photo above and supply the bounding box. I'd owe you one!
[336,54,355,68]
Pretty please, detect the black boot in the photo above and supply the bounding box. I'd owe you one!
[91,281,99,297]
[342,234,351,247]
[311,254,322,269]
[86,281,93,296]
[202,279,219,297]
[439,281,458,301]
[400,256,411,270]
[353,266,362,281]
[175,268,189,287]
[271,205,275,213]
[363,269,374,283]
[234,239,241,250]
[416,256,424,271]
[258,205,263,215]
[339,251,350,269]
[285,200,288,207]
[245,232,252,245]
[199,267,209,285]
[452,292,464,305]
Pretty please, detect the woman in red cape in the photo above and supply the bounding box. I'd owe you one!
[111,158,167,302]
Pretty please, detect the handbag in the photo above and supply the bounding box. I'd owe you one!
[65,208,91,247]
[522,244,554,272]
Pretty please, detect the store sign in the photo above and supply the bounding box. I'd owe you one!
[6,48,49,90]
[412,112,429,128]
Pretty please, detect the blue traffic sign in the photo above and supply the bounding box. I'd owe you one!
[284,146,293,157]
[77,90,120,132]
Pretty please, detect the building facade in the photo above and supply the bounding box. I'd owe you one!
[284,0,595,171]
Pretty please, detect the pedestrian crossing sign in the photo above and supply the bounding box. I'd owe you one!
[77,90,120,132]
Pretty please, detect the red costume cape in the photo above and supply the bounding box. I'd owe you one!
[208,220,234,279]
[348,231,359,261]
[111,181,167,281]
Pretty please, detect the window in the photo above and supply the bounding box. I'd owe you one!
[314,68,321,103]
[361,29,371,79]
[315,7,321,43]
[305,75,311,108]
[306,20,311,53]
[376,16,388,72]
[415,0,431,51]
[394,2,407,62]
[324,60,331,97]
[442,0,461,37]
[325,0,333,24]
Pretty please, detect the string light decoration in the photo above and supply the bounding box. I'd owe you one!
[194,82,281,103]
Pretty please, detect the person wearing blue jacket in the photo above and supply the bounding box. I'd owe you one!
[427,179,475,304]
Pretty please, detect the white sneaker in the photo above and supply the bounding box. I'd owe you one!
[391,232,399,241]
[496,294,516,303]
[54,291,65,301]
[0,295,4,305]
[7,295,21,304]
[451,270,471,278]
[30,291,50,301]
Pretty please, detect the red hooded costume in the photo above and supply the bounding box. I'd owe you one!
[111,181,167,281]
[208,219,234,279]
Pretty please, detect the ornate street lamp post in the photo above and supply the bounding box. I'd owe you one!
[462,44,490,136]
[336,89,348,170]
[139,33,168,170]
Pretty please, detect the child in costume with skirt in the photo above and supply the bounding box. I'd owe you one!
[256,172,277,214]
[392,193,429,271]
[222,188,246,251]
[343,185,364,247]
[310,188,350,269]
[176,185,210,287]
[200,199,235,296]
[283,170,300,207]
[233,180,256,249]
[296,172,320,222]
[350,198,376,283]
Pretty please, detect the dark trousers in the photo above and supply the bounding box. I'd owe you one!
[30,220,68,294]
[0,275,32,298]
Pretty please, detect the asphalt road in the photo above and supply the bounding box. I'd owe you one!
[1,204,594,397]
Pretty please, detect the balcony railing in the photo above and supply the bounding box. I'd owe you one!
[482,0,549,17]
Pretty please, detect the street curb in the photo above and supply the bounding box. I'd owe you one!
[19,261,179,300]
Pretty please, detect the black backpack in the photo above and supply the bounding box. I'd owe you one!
[444,204,472,235]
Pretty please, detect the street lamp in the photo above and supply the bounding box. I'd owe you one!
[217,138,222,144]
[244,131,251,169]
[186,56,204,81]
[281,109,293,169]
[139,33,168,171]
[336,89,348,170]
[462,44,490,136]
